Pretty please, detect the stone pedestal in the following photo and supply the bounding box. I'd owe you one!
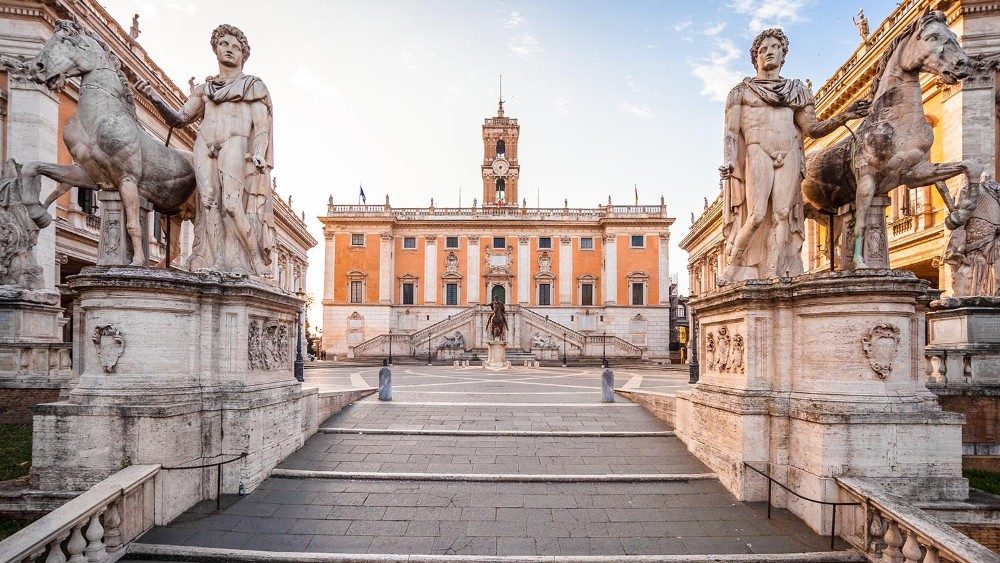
[675,270,966,535]
[483,340,511,370]
[926,297,1000,460]
[31,267,306,523]
[96,191,150,266]
[835,196,891,270]
[0,287,70,423]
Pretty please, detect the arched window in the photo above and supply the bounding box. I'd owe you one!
[496,178,506,202]
[496,139,506,157]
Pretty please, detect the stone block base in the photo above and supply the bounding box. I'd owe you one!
[483,340,510,370]
[677,271,968,535]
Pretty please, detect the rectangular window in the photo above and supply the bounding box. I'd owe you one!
[581,283,594,306]
[78,187,96,215]
[538,237,552,249]
[351,233,365,246]
[631,235,645,248]
[152,211,163,243]
[402,237,416,249]
[493,236,505,248]
[350,280,363,303]
[446,283,459,305]
[402,283,415,305]
[580,237,594,250]
[445,236,459,249]
[539,283,551,306]
[631,282,644,305]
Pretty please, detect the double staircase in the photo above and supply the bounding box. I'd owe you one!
[350,304,644,362]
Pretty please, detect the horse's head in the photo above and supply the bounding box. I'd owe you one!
[908,11,971,84]
[28,20,109,91]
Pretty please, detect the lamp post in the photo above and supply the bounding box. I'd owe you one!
[294,289,305,382]
[387,328,393,366]
[562,331,567,367]
[688,311,699,384]
[427,334,432,365]
[602,331,607,368]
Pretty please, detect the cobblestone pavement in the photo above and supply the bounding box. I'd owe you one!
[135,365,845,557]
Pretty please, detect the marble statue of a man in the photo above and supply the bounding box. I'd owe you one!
[136,24,274,276]
[718,28,869,285]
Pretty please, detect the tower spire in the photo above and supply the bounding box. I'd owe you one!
[498,74,504,117]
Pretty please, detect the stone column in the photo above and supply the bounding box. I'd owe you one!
[467,236,480,304]
[379,233,393,303]
[54,252,68,286]
[323,233,336,301]
[559,236,572,305]
[424,236,437,304]
[658,232,670,304]
[517,236,529,305]
[603,234,617,304]
[7,75,59,288]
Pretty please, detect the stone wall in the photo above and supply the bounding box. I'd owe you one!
[0,388,59,424]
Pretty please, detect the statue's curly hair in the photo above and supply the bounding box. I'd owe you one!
[749,28,789,70]
[210,24,250,64]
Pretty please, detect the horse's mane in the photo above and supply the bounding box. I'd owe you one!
[54,19,138,120]
[870,11,947,99]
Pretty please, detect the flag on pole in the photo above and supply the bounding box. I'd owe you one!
[359,184,367,204]
[634,183,639,205]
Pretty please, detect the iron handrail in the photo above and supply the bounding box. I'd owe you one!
[162,452,247,510]
[743,462,861,550]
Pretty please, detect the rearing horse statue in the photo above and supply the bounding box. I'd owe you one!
[802,11,979,268]
[17,20,195,266]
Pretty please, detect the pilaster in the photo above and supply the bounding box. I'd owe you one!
[603,234,617,305]
[658,232,670,304]
[323,232,336,301]
[517,235,529,305]
[423,236,437,304]
[559,236,572,305]
[378,233,393,304]
[467,235,480,304]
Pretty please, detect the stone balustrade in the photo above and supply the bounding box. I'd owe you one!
[0,464,159,562]
[836,477,997,563]
[325,203,669,221]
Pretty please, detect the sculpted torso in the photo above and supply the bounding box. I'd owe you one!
[195,85,255,146]
[739,87,801,154]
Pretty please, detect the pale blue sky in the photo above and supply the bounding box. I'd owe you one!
[98,0,899,323]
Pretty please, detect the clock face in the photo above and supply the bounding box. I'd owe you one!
[492,158,509,177]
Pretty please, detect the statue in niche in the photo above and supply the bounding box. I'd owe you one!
[137,24,275,276]
[719,28,870,285]
[942,174,1000,298]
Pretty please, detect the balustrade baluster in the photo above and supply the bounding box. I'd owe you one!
[44,535,68,563]
[65,523,87,563]
[921,546,940,563]
[883,520,905,563]
[901,529,923,562]
[103,499,123,551]
[82,509,107,561]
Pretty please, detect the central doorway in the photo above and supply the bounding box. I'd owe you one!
[491,284,506,304]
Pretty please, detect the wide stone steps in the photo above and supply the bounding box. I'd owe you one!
[126,367,856,560]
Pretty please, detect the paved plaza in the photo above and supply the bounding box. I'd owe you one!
[130,365,852,559]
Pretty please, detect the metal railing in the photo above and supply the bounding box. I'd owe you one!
[743,462,861,550]
[160,452,247,511]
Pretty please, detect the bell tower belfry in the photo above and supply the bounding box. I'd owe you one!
[481,81,519,206]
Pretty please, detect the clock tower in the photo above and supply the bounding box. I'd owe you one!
[481,97,520,206]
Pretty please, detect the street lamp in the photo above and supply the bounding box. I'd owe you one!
[388,328,393,366]
[602,331,607,368]
[562,331,567,367]
[427,334,432,365]
[688,311,699,384]
[294,289,305,382]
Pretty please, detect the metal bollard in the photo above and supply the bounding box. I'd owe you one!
[378,367,392,401]
[602,368,614,402]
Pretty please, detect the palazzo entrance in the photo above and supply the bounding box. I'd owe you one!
[491,284,506,304]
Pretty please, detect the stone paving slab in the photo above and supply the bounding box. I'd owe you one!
[138,478,842,556]
[278,434,709,475]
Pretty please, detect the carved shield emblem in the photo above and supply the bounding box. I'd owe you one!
[91,324,125,373]
[861,323,900,379]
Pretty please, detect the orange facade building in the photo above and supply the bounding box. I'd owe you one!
[320,103,676,360]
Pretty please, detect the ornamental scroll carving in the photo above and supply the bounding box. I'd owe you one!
[705,326,744,374]
[248,317,291,371]
[861,322,900,379]
[92,324,125,373]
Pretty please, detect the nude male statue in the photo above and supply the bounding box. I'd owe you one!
[136,24,274,276]
[718,28,869,285]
